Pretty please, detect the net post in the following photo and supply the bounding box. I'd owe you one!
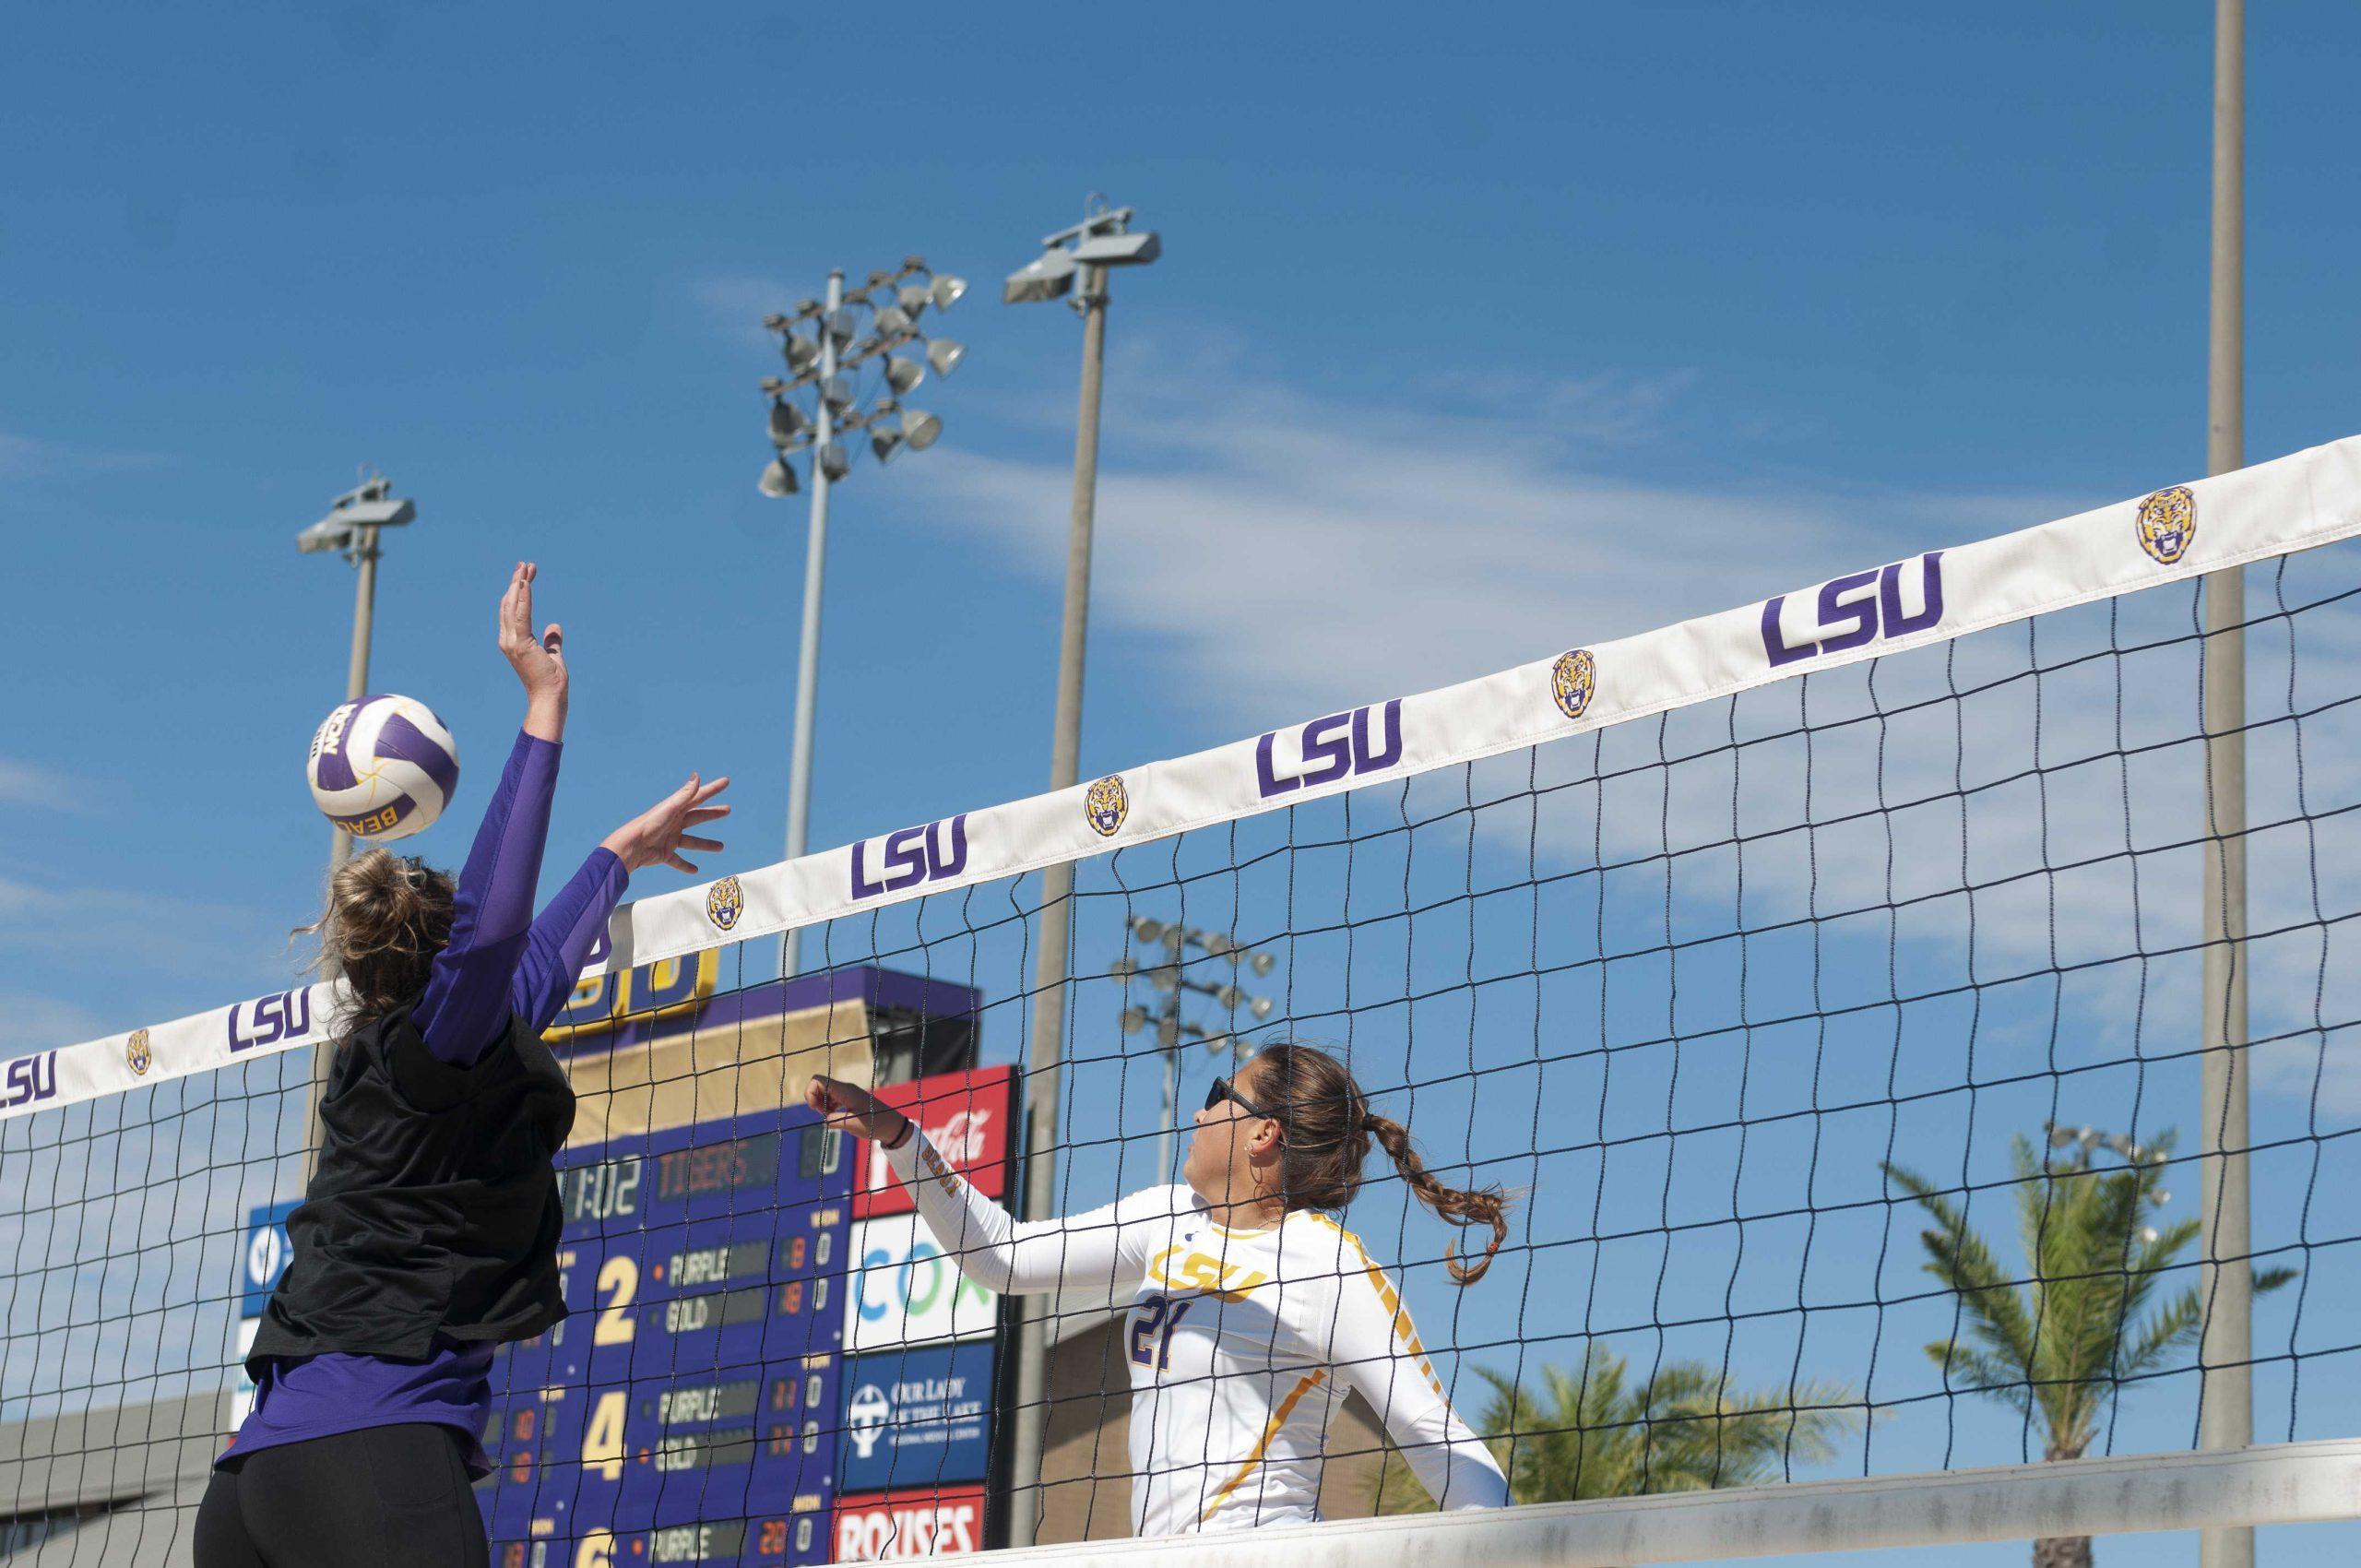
[2199,2,2251,1562]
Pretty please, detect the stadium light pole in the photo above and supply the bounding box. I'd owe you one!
[753,257,967,976]
[1109,916,1278,1182]
[1004,197,1161,1551]
[2199,2,2251,1565]
[294,471,416,1165]
[295,474,417,873]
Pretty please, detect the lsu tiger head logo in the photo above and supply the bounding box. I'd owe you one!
[705,874,744,932]
[1551,648,1597,720]
[2136,485,2196,565]
[125,1028,153,1077]
[1085,774,1129,837]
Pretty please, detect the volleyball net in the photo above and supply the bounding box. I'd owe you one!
[7,436,2361,1565]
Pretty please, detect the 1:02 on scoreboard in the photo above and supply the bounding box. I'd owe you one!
[556,1128,838,1227]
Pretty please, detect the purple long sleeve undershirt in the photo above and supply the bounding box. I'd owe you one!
[225,730,630,1473]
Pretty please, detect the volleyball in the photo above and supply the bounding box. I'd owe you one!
[305,694,460,842]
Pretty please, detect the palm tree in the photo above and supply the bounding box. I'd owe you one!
[1885,1124,2295,1568]
[1371,1346,1857,1513]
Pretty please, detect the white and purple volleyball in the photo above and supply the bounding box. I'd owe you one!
[305,695,460,842]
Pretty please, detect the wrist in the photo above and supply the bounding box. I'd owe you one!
[880,1112,914,1151]
[524,692,567,742]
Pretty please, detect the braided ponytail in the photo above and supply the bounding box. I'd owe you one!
[1361,1111,1510,1285]
[1251,1042,1513,1288]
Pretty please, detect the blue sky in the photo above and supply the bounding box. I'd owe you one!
[6,3,2361,1560]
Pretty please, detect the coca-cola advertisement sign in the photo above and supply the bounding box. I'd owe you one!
[855,1065,1013,1218]
[834,1486,986,1560]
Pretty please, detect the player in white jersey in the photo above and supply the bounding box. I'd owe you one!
[808,1042,1513,1536]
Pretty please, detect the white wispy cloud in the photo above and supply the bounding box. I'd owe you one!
[0,757,92,811]
[902,354,2361,1115]
[0,873,292,995]
[0,431,166,480]
[899,362,2083,727]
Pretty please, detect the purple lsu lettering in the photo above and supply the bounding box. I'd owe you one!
[3,1050,59,1109]
[227,990,314,1053]
[1256,699,1404,799]
[850,814,970,900]
[1761,552,1946,669]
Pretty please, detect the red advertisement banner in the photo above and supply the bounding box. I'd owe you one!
[854,1066,1013,1219]
[833,1486,987,1561]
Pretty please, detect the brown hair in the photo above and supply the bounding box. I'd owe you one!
[1249,1042,1512,1286]
[294,849,457,1023]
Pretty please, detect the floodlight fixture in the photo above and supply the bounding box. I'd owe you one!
[925,339,967,377]
[1248,950,1275,976]
[1003,247,1077,304]
[758,374,787,394]
[768,399,809,446]
[1109,956,1139,979]
[793,297,821,316]
[870,422,904,465]
[824,308,860,344]
[929,274,967,310]
[821,374,858,412]
[1130,917,1164,941]
[900,410,943,451]
[1072,230,1161,267]
[296,518,350,554]
[784,334,821,374]
[884,356,924,396]
[897,283,931,318]
[763,313,789,331]
[817,441,850,482]
[758,457,800,498]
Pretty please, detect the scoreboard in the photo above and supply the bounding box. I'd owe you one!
[479,1107,855,1568]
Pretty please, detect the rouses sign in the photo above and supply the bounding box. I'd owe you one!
[854,1067,1012,1219]
[833,1487,987,1561]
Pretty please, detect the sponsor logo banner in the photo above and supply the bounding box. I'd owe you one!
[839,1342,995,1493]
[855,1067,1013,1219]
[846,1214,1001,1350]
[835,1487,987,1561]
[239,1198,302,1316]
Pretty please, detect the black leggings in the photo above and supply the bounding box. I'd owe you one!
[195,1423,489,1568]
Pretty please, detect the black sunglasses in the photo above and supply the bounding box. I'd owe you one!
[1204,1076,1280,1123]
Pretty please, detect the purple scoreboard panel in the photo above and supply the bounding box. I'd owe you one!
[479,1107,854,1568]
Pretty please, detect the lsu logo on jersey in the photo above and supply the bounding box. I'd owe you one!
[1550,649,1596,720]
[2137,485,2197,565]
[2,1050,59,1110]
[1084,775,1129,837]
[1256,700,1403,800]
[125,1028,153,1077]
[851,814,970,899]
[706,874,744,932]
[1761,551,1946,669]
[1148,1246,1271,1301]
[228,990,312,1053]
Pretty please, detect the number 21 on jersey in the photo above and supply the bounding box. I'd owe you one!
[1129,1292,1193,1372]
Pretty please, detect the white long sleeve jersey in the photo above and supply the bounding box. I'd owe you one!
[882,1131,1508,1536]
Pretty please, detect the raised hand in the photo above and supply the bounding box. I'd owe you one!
[600,774,731,875]
[498,562,568,739]
[806,1074,907,1146]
